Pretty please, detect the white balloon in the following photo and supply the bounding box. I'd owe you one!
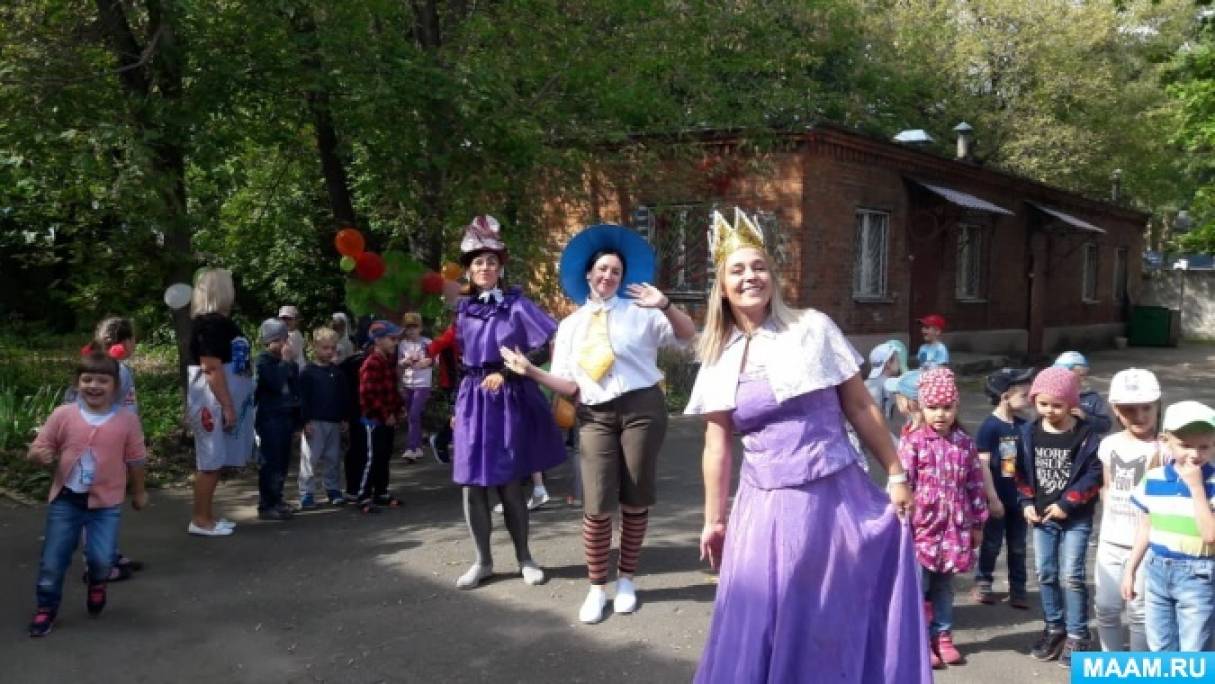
[164,283,193,310]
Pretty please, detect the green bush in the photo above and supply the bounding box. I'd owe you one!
[0,334,193,498]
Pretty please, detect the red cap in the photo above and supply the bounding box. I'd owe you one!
[918,314,946,331]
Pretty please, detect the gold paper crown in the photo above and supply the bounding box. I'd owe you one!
[708,208,765,266]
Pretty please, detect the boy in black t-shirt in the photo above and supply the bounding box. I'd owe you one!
[973,367,1036,608]
[1014,367,1103,668]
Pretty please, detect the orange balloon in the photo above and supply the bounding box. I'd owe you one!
[441,261,463,281]
[335,228,365,258]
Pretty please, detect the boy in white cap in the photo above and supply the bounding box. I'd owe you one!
[1123,400,1215,652]
[279,305,307,370]
[1094,369,1162,651]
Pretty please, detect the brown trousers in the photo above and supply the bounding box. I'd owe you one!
[576,384,667,516]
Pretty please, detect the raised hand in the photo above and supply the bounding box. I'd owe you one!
[626,282,669,310]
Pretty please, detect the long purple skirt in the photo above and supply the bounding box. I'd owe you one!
[695,463,932,683]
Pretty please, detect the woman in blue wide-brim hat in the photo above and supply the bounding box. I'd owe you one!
[501,224,696,624]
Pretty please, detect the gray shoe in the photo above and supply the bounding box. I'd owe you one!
[258,508,292,521]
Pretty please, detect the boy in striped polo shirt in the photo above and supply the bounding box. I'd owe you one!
[1122,400,1215,652]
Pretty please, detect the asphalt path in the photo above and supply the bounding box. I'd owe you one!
[2,343,1212,683]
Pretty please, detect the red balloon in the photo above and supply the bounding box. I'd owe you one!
[420,271,445,295]
[354,252,385,281]
[335,228,366,258]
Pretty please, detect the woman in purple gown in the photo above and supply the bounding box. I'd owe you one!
[450,215,567,590]
[687,209,931,683]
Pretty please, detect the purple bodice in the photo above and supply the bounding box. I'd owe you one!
[732,374,858,489]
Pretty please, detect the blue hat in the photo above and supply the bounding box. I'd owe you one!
[867,342,897,380]
[368,320,402,340]
[559,225,656,305]
[1053,351,1089,369]
[888,370,924,402]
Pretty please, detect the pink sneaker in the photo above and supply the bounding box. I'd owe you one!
[936,631,964,665]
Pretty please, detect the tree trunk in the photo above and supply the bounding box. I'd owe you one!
[94,0,194,390]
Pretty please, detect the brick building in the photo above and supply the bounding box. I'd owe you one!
[538,123,1148,356]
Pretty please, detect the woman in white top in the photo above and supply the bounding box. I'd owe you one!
[501,224,695,624]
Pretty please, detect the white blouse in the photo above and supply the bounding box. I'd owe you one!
[684,309,862,415]
[551,296,683,406]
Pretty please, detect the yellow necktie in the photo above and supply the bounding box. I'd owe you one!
[577,308,615,382]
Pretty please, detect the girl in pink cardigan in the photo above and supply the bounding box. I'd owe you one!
[899,368,989,669]
[26,351,148,637]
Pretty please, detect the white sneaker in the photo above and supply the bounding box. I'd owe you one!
[455,564,493,590]
[187,522,234,537]
[216,518,237,530]
[527,492,551,510]
[520,561,546,586]
[579,586,608,624]
[614,576,638,614]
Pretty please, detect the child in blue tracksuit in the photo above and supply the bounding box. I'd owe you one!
[1015,367,1104,668]
[254,318,301,520]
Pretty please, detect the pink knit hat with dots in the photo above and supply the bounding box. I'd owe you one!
[1029,366,1081,408]
[918,368,959,406]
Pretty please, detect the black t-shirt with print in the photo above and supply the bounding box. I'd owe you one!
[1033,423,1084,513]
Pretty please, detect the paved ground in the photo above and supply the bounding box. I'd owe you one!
[1,343,1213,683]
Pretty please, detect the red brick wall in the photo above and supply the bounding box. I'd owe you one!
[532,129,1147,345]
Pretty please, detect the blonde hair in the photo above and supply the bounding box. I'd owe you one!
[401,312,422,327]
[696,247,800,364]
[312,327,341,346]
[191,268,235,316]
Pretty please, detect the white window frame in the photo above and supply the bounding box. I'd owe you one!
[955,223,987,301]
[1082,242,1100,302]
[853,209,889,299]
[1113,247,1128,303]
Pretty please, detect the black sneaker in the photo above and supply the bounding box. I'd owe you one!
[28,608,55,637]
[1030,628,1067,661]
[1058,636,1089,668]
[86,584,107,616]
[257,508,292,521]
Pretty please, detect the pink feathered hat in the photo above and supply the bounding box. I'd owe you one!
[1029,366,1081,408]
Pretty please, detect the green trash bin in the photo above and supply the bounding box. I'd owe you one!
[1128,306,1178,347]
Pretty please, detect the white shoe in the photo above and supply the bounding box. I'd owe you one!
[579,586,608,624]
[216,518,236,530]
[187,522,234,537]
[527,492,551,510]
[455,564,493,590]
[614,576,638,614]
[520,561,546,586]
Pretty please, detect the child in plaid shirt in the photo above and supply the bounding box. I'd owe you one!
[355,320,404,512]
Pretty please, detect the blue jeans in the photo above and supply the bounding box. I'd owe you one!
[1144,551,1215,652]
[36,491,121,609]
[922,569,955,635]
[1033,517,1093,638]
[975,500,1028,593]
[256,413,294,511]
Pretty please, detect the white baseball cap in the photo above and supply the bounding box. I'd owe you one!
[1108,368,1161,405]
[1163,400,1215,433]
[867,342,897,380]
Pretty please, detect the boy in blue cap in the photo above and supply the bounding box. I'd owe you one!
[355,320,405,513]
[1053,352,1112,435]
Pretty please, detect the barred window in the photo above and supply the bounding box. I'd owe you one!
[1082,242,1099,302]
[853,210,889,298]
[1113,247,1128,304]
[956,224,987,300]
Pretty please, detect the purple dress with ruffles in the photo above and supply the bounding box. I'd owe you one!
[695,372,932,683]
[452,287,566,487]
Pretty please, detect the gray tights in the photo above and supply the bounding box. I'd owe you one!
[462,483,531,567]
